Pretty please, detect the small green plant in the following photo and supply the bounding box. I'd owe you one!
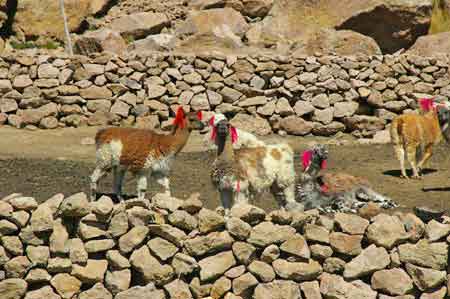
[125,35,135,44]
[41,40,60,50]
[10,41,36,49]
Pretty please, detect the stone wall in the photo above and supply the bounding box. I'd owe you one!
[0,191,449,299]
[0,52,449,137]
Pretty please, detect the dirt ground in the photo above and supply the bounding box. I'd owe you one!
[0,126,450,213]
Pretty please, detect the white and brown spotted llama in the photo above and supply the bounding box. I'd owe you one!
[90,107,204,201]
[203,113,266,150]
[210,118,301,216]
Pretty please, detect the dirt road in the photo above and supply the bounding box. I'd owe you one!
[0,126,449,213]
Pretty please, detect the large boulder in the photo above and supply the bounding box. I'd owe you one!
[129,34,178,53]
[15,0,114,40]
[178,8,249,37]
[74,29,127,55]
[293,29,382,56]
[406,31,450,57]
[230,113,272,135]
[245,0,432,53]
[108,12,170,40]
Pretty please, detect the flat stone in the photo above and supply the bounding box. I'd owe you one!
[0,278,28,299]
[71,259,108,284]
[50,274,82,299]
[272,259,322,282]
[344,244,390,279]
[371,268,414,296]
[199,251,236,282]
[398,240,448,270]
[248,221,296,247]
[248,261,276,283]
[147,237,179,261]
[118,225,149,254]
[129,246,174,286]
[105,269,131,295]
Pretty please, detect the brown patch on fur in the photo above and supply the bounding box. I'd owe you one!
[270,148,282,160]
[319,171,371,194]
[236,147,267,179]
[96,127,190,172]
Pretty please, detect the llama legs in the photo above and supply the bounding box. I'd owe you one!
[394,145,407,178]
[113,167,126,202]
[220,189,233,218]
[90,166,108,201]
[406,145,421,179]
[152,172,171,196]
[417,144,433,175]
[136,172,148,200]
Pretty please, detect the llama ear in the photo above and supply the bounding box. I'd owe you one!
[197,111,203,120]
[302,150,313,171]
[173,106,186,128]
[230,126,238,144]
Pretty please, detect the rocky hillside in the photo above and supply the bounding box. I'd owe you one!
[1,0,450,57]
[0,191,450,299]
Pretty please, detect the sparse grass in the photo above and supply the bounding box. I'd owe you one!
[10,41,35,49]
[10,40,60,50]
[429,0,450,34]
[125,35,135,44]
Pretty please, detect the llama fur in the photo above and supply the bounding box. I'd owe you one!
[203,113,266,150]
[390,98,450,179]
[210,119,300,216]
[90,108,204,201]
[296,144,398,214]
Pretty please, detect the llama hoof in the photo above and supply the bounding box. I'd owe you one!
[399,175,409,179]
[411,175,422,180]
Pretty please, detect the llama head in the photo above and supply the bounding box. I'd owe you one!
[302,144,328,172]
[209,114,238,144]
[172,106,205,131]
[436,101,450,143]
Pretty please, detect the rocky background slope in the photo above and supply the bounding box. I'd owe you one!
[1,191,450,299]
[0,0,449,57]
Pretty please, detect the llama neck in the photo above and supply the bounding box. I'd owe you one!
[216,132,235,163]
[166,125,191,154]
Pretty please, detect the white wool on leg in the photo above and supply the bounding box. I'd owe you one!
[113,167,126,201]
[136,173,148,200]
[90,166,107,201]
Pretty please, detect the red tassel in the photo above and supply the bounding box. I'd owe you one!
[419,98,434,112]
[230,126,238,144]
[321,159,327,170]
[236,180,241,193]
[173,106,186,128]
[302,150,313,171]
[208,116,215,127]
[320,184,329,193]
[197,111,203,120]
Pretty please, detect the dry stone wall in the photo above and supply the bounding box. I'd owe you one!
[0,191,450,299]
[0,52,449,137]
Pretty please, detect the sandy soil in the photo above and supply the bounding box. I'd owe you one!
[0,126,450,213]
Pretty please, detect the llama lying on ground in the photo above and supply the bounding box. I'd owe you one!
[90,107,204,201]
[210,118,301,217]
[203,113,266,150]
[296,144,398,214]
[390,98,450,179]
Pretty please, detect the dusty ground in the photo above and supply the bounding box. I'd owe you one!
[0,126,450,213]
